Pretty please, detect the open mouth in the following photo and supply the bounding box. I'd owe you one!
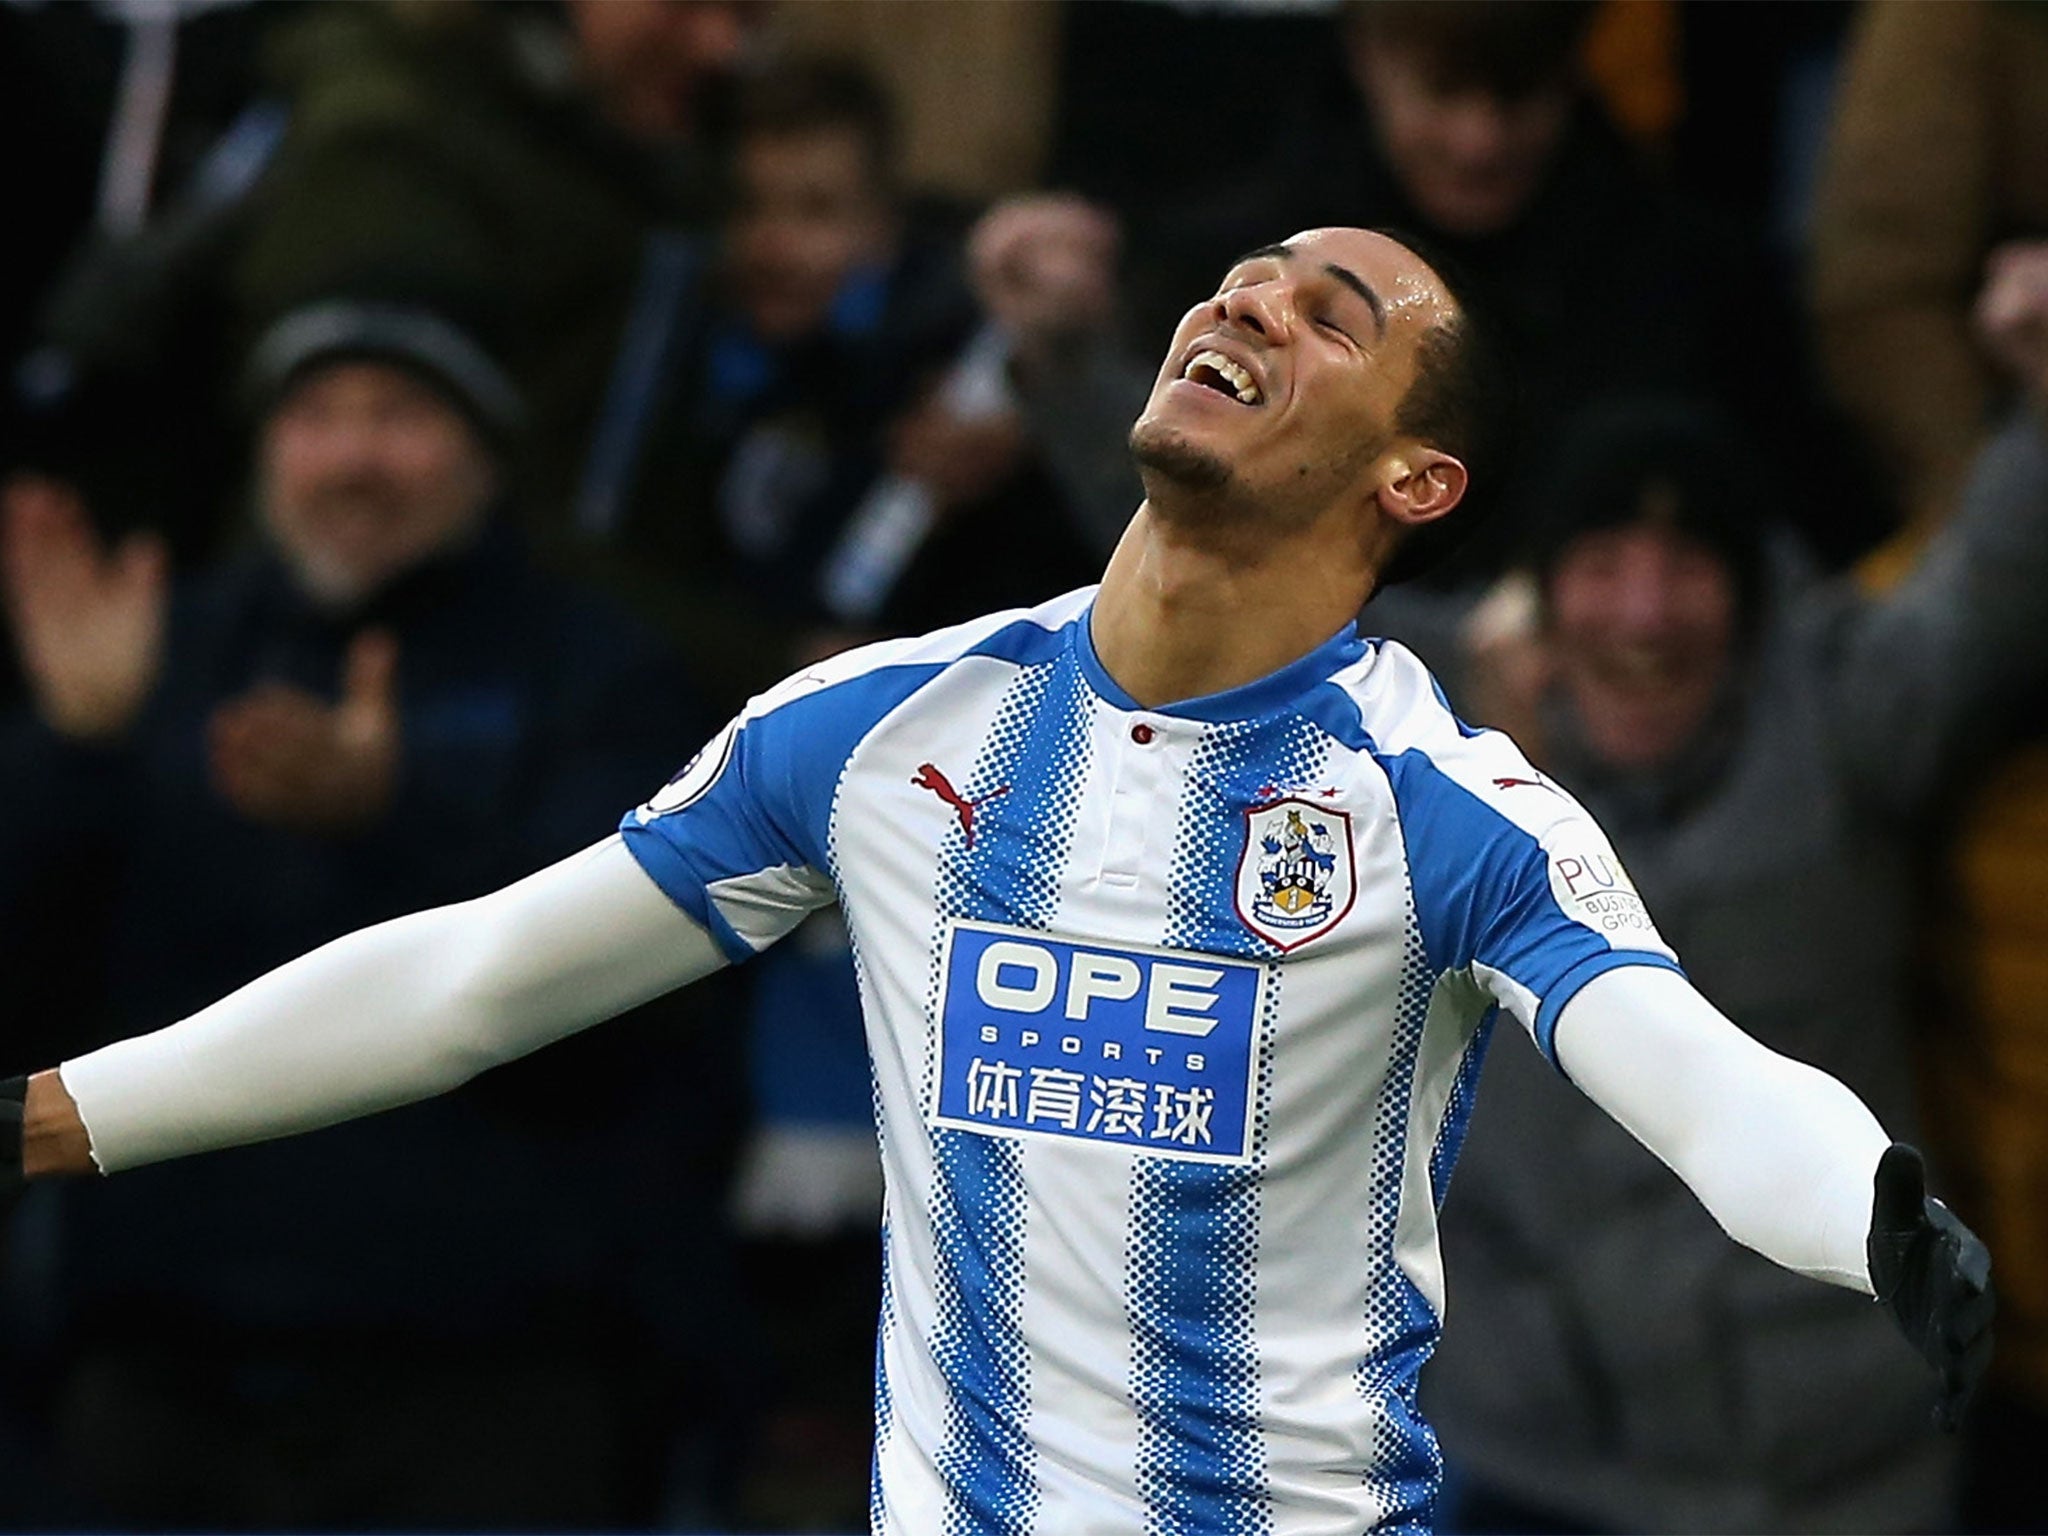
[1181,348,1263,405]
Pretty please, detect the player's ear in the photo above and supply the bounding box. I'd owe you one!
[1373,447,1467,529]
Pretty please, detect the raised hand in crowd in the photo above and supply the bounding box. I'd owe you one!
[888,391,1025,513]
[967,193,1121,379]
[1978,240,2048,396]
[0,475,168,742]
[208,628,401,837]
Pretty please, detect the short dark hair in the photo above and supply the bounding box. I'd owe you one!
[732,53,900,192]
[1342,0,1598,99]
[1373,228,1513,588]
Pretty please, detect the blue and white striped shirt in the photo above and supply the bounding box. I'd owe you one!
[621,587,1679,1534]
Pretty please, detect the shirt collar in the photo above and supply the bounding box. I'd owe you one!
[1074,602,1369,724]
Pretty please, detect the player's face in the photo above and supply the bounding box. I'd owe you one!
[1546,516,1738,772]
[260,362,496,609]
[1129,228,1454,532]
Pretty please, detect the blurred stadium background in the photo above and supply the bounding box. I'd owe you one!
[1,1,2045,1531]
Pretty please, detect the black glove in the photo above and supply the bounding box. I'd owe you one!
[1867,1142,1995,1431]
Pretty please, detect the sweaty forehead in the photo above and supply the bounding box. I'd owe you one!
[1271,227,1456,330]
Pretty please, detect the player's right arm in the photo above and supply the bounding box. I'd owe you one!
[10,616,970,1183]
[19,835,724,1179]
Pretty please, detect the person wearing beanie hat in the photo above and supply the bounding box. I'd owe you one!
[231,298,515,618]
[245,299,526,454]
[0,296,738,1524]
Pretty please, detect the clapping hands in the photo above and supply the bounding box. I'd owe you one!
[1,475,168,742]
[208,629,400,836]
[2,476,400,835]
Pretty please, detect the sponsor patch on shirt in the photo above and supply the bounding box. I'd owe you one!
[934,920,1265,1163]
[1542,821,1671,954]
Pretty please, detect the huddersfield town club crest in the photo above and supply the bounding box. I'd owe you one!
[1235,797,1356,951]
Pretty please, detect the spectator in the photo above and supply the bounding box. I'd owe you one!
[604,52,1098,709]
[0,299,743,1530]
[1394,390,2048,1532]
[1814,17,2048,1511]
[239,0,751,550]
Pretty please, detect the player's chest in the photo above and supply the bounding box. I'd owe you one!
[842,699,1414,934]
[839,701,1420,1160]
[840,696,1414,982]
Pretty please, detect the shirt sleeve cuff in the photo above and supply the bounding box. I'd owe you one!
[1533,948,1687,1068]
[618,819,755,965]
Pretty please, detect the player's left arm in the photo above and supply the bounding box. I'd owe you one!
[1554,965,1995,1427]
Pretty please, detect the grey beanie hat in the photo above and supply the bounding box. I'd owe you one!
[245,300,524,445]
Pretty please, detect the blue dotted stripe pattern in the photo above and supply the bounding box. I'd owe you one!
[1427,1015,1494,1209]
[871,1215,897,1533]
[922,653,1093,1536]
[1351,901,1447,1529]
[1125,715,1325,1536]
[833,769,899,1528]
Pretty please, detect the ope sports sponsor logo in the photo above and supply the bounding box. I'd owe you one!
[934,920,1265,1163]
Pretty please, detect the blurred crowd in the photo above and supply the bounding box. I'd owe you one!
[0,1,2044,1531]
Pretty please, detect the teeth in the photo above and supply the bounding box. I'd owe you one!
[1183,349,1262,404]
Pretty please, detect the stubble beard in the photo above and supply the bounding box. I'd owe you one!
[1127,418,1249,533]
[1128,417,1386,540]
[1129,417,1230,488]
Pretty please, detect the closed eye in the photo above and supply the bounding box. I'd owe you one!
[1315,315,1355,343]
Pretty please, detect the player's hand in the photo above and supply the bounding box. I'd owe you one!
[1867,1142,1995,1431]
[967,194,1120,376]
[1,475,168,741]
[208,629,401,836]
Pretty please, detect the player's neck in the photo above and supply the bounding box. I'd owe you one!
[1090,503,1377,709]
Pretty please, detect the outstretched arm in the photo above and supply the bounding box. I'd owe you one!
[1558,967,1886,1284]
[20,835,722,1178]
[1556,965,1994,1423]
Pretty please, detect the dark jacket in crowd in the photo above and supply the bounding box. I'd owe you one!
[1401,413,2048,1531]
[0,524,738,1362]
[233,3,721,552]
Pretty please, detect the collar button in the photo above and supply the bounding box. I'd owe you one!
[1130,722,1156,745]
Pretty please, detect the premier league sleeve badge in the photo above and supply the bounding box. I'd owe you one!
[1235,797,1356,952]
